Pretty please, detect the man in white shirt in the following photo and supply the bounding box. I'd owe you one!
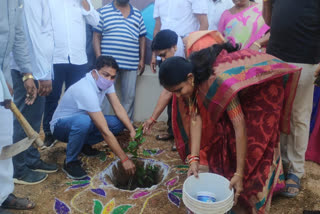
[150,0,208,143]
[43,0,100,148]
[50,56,136,179]
[1,0,35,212]
[10,0,58,185]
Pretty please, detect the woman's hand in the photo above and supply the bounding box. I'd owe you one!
[143,118,155,134]
[229,175,244,205]
[187,161,199,178]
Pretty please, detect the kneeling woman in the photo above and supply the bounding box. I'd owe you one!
[159,44,301,213]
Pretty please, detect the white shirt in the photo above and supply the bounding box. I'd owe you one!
[207,0,234,31]
[175,37,185,58]
[11,0,54,80]
[50,71,115,133]
[153,0,208,37]
[49,0,100,65]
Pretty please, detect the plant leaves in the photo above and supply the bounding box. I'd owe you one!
[142,150,151,157]
[168,192,180,207]
[91,188,106,197]
[93,200,103,214]
[99,152,107,162]
[175,165,189,169]
[54,198,70,214]
[111,205,132,214]
[102,198,115,214]
[130,191,150,199]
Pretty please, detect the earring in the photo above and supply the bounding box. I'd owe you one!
[192,80,194,87]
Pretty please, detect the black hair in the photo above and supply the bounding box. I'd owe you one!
[159,42,239,87]
[152,29,178,51]
[189,42,239,84]
[96,55,119,71]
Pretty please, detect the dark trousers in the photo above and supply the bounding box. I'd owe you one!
[11,70,43,178]
[43,63,88,134]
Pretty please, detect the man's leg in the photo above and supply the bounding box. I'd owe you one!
[53,114,92,179]
[11,70,52,184]
[0,107,14,205]
[87,115,125,145]
[281,63,317,195]
[43,64,67,146]
[119,70,137,121]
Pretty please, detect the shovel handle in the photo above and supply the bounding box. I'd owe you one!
[9,101,44,147]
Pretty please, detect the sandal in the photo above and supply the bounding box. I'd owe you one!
[1,194,35,210]
[156,133,174,141]
[281,173,300,198]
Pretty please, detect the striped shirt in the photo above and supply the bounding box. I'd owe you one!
[94,2,146,70]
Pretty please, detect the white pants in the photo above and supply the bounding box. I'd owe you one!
[280,63,318,178]
[0,106,14,205]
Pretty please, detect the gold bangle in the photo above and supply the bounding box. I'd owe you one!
[22,74,34,82]
[253,42,261,49]
[234,172,244,178]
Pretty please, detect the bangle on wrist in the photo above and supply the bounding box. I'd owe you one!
[150,116,157,123]
[234,172,244,178]
[121,156,129,163]
[188,159,199,165]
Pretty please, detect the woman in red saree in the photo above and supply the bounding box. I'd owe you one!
[159,34,301,213]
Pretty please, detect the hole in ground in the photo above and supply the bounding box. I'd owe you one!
[105,158,167,191]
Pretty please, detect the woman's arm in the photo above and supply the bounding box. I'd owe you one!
[187,114,202,178]
[226,96,247,205]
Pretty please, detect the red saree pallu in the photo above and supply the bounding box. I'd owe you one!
[172,49,301,213]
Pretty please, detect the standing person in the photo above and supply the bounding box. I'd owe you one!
[143,30,185,148]
[43,0,100,148]
[50,56,136,179]
[93,0,147,122]
[150,0,209,143]
[0,0,35,212]
[207,0,234,31]
[159,43,301,213]
[265,0,320,198]
[218,0,270,51]
[10,0,58,185]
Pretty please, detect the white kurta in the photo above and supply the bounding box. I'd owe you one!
[0,106,14,205]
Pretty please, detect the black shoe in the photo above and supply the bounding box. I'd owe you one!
[42,133,57,149]
[81,144,101,157]
[13,170,48,185]
[29,160,58,173]
[62,160,87,180]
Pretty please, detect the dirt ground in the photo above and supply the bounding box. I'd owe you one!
[12,122,320,214]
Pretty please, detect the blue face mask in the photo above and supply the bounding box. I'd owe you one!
[95,70,114,90]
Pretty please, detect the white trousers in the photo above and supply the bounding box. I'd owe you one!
[280,63,318,178]
[0,106,14,205]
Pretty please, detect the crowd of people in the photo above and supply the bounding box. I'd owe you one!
[0,0,319,213]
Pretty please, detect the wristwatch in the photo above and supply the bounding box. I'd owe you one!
[22,74,34,82]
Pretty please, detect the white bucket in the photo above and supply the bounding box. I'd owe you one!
[182,173,234,214]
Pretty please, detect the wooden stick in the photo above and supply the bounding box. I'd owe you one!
[9,101,44,147]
